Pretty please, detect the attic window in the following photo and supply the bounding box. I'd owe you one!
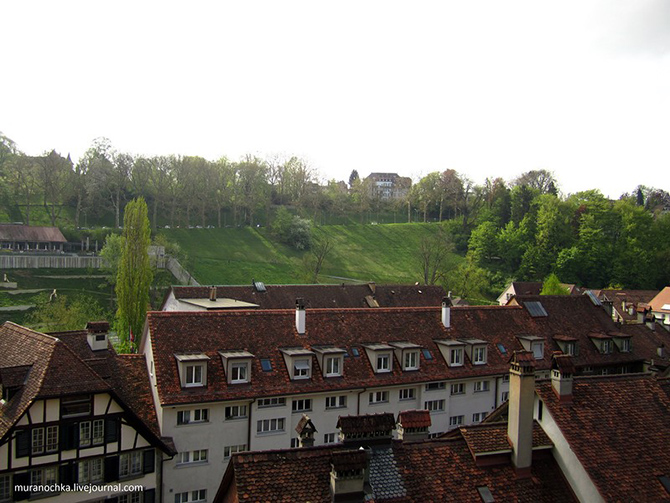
[294,359,311,379]
[525,301,548,317]
[422,348,433,360]
[351,347,360,357]
[496,343,507,354]
[61,395,92,418]
[175,354,210,388]
[260,359,273,372]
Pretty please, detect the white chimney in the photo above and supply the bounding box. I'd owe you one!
[551,354,574,403]
[296,298,306,335]
[442,295,452,328]
[86,321,110,352]
[507,351,535,478]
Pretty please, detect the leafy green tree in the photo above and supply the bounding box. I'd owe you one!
[541,273,568,295]
[26,294,107,332]
[100,233,125,285]
[468,221,498,265]
[116,198,153,352]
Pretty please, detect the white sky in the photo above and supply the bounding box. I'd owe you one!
[2,0,669,198]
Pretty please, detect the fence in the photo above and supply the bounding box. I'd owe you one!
[166,258,200,285]
[0,255,104,269]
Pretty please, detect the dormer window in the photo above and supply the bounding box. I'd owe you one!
[390,341,421,371]
[280,348,315,381]
[313,346,346,378]
[554,335,578,356]
[602,340,612,354]
[473,347,486,364]
[404,351,419,370]
[517,336,545,360]
[435,340,466,368]
[219,350,254,385]
[175,354,210,388]
[588,333,615,355]
[609,332,633,353]
[621,338,631,352]
[363,343,395,374]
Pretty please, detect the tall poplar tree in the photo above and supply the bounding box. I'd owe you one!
[116,197,153,352]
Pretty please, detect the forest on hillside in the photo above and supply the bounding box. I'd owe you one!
[1,133,669,291]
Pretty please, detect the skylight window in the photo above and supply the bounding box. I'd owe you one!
[422,348,433,360]
[525,301,548,317]
[497,343,507,354]
[351,347,360,357]
[260,359,273,372]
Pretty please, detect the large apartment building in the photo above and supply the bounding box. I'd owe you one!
[0,322,174,503]
[140,294,666,500]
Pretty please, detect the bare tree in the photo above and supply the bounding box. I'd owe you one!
[418,230,454,285]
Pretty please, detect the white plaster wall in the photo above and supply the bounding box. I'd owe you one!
[535,396,604,503]
[0,443,7,471]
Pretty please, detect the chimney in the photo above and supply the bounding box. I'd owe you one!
[209,286,217,302]
[551,354,575,403]
[442,295,452,329]
[86,321,110,351]
[396,410,431,442]
[507,351,535,478]
[337,413,395,448]
[330,450,368,503]
[295,414,317,448]
[658,344,666,358]
[296,298,306,335]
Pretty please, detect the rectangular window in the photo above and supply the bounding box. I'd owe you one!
[369,391,389,404]
[46,425,58,453]
[293,359,311,379]
[290,438,299,448]
[473,347,486,364]
[79,458,103,484]
[424,399,445,412]
[61,395,91,418]
[292,399,312,413]
[399,388,416,400]
[32,427,44,455]
[325,357,341,376]
[231,362,248,383]
[502,374,510,383]
[602,340,612,354]
[0,474,10,502]
[474,381,490,392]
[185,364,204,386]
[532,342,544,359]
[425,382,445,391]
[325,395,347,409]
[30,466,57,493]
[177,409,209,424]
[223,444,247,459]
[449,415,464,427]
[177,449,208,465]
[257,418,285,434]
[376,354,391,372]
[79,421,91,447]
[403,351,418,370]
[621,339,631,352]
[92,419,104,445]
[473,412,488,423]
[261,359,273,372]
[450,383,465,395]
[450,348,463,366]
[565,342,576,355]
[323,433,336,444]
[120,451,143,477]
[175,490,206,503]
[258,397,286,408]
[501,391,509,402]
[225,405,248,420]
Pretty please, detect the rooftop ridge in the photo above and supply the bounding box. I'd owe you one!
[3,321,60,345]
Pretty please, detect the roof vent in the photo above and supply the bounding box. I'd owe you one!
[253,280,266,292]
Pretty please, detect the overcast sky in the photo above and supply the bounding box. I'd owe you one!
[2,1,669,198]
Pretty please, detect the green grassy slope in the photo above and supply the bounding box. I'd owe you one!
[160,223,463,285]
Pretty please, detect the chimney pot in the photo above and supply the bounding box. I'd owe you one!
[442,296,452,328]
[296,298,306,335]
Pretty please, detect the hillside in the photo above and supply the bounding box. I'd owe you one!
[160,223,463,285]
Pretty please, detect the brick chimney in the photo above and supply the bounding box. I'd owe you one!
[295,414,317,448]
[86,321,110,352]
[329,449,368,502]
[551,354,575,403]
[337,413,395,447]
[507,351,535,478]
[442,295,452,329]
[296,298,306,335]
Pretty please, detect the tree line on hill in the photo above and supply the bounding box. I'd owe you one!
[1,132,669,291]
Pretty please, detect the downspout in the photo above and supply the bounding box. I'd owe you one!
[494,376,499,410]
[247,398,256,450]
[356,388,367,415]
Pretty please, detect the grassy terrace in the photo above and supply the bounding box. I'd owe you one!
[161,223,463,285]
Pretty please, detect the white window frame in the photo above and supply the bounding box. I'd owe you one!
[324,433,336,444]
[473,412,488,423]
[225,405,248,420]
[602,340,612,354]
[450,348,463,366]
[292,398,313,413]
[531,342,544,359]
[92,419,104,445]
[223,444,247,460]
[257,418,285,435]
[120,451,143,478]
[565,342,576,356]
[175,489,207,503]
[474,380,490,393]
[473,346,486,365]
[376,353,391,373]
[325,356,342,377]
[424,399,445,412]
[450,383,465,395]
[258,397,286,408]
[293,358,311,379]
[185,364,204,387]
[31,427,44,455]
[403,351,419,371]
[501,391,509,402]
[399,388,416,401]
[230,362,249,384]
[621,338,631,352]
[369,391,389,404]
[449,415,464,427]
[78,457,104,485]
[0,474,10,502]
[325,395,347,409]
[177,449,208,466]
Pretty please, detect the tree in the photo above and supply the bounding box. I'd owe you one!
[305,234,334,283]
[468,221,498,265]
[418,229,454,285]
[349,170,359,189]
[541,274,568,295]
[26,294,107,332]
[512,169,558,194]
[116,198,153,352]
[100,233,125,285]
[35,150,72,226]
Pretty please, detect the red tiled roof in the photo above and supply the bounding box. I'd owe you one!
[460,421,553,457]
[0,224,67,243]
[536,374,670,502]
[168,283,447,310]
[397,410,431,429]
[146,297,656,405]
[599,289,659,323]
[337,413,395,435]
[218,436,577,502]
[552,354,576,374]
[331,449,367,471]
[649,286,670,313]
